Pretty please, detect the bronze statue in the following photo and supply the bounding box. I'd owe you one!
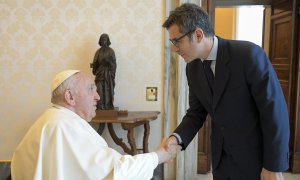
[91,33,116,110]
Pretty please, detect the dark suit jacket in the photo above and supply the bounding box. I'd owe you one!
[174,37,290,176]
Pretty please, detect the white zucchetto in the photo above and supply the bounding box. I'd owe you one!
[51,70,80,92]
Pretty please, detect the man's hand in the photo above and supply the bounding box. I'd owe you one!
[261,168,284,180]
[155,137,181,164]
[163,136,182,163]
[167,136,180,147]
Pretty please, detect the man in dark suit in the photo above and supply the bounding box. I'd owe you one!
[163,3,289,180]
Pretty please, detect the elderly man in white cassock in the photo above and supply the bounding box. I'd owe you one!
[11,70,180,180]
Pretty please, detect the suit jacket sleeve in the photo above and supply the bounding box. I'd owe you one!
[173,77,208,150]
[245,45,290,171]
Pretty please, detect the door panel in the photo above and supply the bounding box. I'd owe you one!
[268,0,299,173]
[270,14,292,102]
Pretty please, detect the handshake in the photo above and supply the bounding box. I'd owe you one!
[155,136,182,164]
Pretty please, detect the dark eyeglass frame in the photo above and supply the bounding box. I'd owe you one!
[169,29,195,47]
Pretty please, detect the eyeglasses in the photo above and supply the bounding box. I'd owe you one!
[169,29,195,47]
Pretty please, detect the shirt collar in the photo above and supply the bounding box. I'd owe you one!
[206,36,218,61]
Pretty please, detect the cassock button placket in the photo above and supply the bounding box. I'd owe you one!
[203,60,214,93]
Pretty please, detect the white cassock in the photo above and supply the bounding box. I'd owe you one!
[11,105,158,180]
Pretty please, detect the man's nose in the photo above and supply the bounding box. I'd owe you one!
[95,92,100,101]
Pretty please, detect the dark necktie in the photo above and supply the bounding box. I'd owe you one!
[203,60,214,93]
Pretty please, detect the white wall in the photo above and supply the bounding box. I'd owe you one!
[236,6,264,46]
[0,0,164,159]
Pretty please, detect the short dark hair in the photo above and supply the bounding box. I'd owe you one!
[162,3,214,38]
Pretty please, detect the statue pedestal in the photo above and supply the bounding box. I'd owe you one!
[95,107,128,118]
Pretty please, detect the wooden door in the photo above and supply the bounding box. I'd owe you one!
[267,0,299,173]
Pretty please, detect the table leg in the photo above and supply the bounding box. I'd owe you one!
[143,122,150,153]
[97,123,106,135]
[127,129,138,155]
[107,123,132,155]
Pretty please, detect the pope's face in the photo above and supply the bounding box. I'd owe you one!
[73,73,100,122]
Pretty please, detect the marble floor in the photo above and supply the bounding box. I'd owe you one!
[197,172,300,180]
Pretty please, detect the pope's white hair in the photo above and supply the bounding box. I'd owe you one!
[51,72,79,104]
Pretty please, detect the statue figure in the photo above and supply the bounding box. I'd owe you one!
[91,33,116,110]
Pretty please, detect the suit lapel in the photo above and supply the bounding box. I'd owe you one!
[213,38,230,110]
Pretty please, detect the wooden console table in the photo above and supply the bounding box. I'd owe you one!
[91,111,160,155]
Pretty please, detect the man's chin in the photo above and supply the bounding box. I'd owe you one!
[85,118,92,122]
[181,57,189,63]
[88,113,96,122]
[184,58,194,63]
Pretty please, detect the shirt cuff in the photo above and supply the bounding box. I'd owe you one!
[171,133,182,144]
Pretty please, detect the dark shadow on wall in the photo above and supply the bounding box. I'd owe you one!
[0,161,11,180]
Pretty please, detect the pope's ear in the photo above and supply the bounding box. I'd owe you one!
[65,90,75,105]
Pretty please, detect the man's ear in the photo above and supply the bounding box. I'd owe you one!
[194,28,204,43]
[65,90,76,106]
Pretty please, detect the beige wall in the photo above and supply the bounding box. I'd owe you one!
[215,8,236,39]
[0,0,164,159]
